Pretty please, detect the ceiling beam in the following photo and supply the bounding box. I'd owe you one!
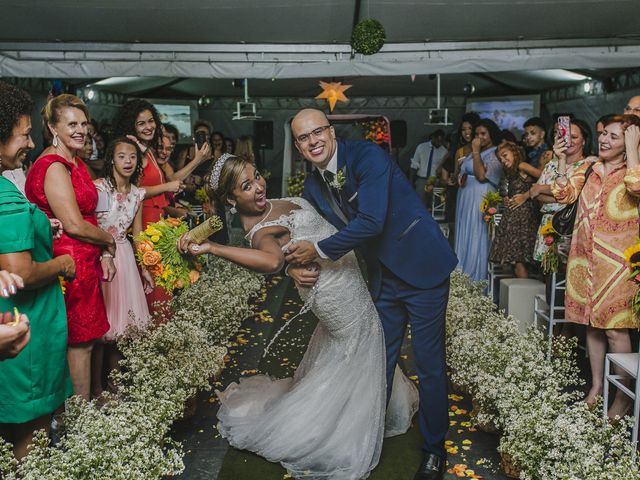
[2,40,639,79]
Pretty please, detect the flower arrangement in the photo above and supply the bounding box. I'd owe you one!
[351,18,386,55]
[287,170,306,197]
[358,117,390,146]
[479,191,502,224]
[446,271,640,479]
[134,217,205,292]
[624,240,640,316]
[0,257,262,479]
[424,175,438,193]
[540,219,561,274]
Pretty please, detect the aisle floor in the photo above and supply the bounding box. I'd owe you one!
[172,275,508,480]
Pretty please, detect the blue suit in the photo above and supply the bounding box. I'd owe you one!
[303,138,457,459]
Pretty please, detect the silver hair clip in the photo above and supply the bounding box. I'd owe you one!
[209,153,236,191]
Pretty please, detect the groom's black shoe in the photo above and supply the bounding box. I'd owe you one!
[413,453,445,480]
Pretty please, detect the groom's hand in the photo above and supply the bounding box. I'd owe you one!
[287,263,320,288]
[284,241,319,265]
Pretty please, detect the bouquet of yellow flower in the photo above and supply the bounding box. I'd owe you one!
[540,219,561,274]
[424,175,438,193]
[134,217,206,293]
[194,187,209,204]
[287,170,306,197]
[623,240,640,316]
[479,191,502,225]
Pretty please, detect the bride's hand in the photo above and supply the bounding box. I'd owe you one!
[177,233,196,254]
[287,263,321,288]
[188,242,213,256]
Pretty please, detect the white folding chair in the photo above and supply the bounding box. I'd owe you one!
[430,187,446,221]
[533,272,570,358]
[604,351,640,457]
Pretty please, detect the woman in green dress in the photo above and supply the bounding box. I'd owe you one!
[0,81,75,459]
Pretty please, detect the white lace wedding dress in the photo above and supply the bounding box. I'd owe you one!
[216,198,419,480]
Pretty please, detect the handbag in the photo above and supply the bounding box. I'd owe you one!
[551,163,594,236]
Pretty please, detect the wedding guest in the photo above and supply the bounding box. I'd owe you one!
[489,141,538,278]
[624,95,640,118]
[94,137,153,387]
[224,137,235,155]
[442,113,480,225]
[530,119,591,264]
[78,134,98,179]
[210,130,226,159]
[112,100,184,227]
[523,117,550,173]
[234,135,256,164]
[25,94,115,402]
[0,82,74,458]
[410,129,447,205]
[161,123,180,169]
[455,119,503,282]
[551,114,640,418]
[175,121,216,197]
[112,99,183,315]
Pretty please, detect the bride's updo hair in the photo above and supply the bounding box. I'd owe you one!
[206,154,251,210]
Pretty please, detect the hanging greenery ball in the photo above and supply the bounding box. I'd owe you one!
[351,19,386,55]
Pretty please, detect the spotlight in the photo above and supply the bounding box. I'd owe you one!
[463,83,476,96]
[198,96,212,108]
[583,82,592,93]
[86,89,95,101]
[231,79,245,88]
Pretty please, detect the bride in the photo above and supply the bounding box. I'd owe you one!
[179,153,418,480]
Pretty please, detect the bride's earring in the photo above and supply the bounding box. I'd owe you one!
[52,134,59,148]
[229,203,237,215]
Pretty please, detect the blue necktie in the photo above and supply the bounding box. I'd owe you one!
[426,145,435,178]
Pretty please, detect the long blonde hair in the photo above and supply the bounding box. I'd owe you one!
[233,135,255,163]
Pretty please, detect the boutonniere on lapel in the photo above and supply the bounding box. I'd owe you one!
[330,168,346,191]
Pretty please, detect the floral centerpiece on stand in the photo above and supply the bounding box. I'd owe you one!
[135,217,210,293]
[479,191,502,225]
[358,117,390,146]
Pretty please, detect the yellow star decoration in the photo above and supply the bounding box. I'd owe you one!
[315,81,352,112]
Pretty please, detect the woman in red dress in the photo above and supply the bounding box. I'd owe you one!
[25,94,116,401]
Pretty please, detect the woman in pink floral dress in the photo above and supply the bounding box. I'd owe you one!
[94,138,153,390]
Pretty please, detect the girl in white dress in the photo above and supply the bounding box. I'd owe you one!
[180,154,418,480]
[94,138,153,391]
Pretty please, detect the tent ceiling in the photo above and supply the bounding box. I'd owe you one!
[1,0,638,96]
[1,0,639,44]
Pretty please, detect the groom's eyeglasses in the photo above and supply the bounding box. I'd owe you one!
[295,125,331,144]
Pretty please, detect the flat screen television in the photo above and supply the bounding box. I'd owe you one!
[145,99,198,144]
[466,95,540,139]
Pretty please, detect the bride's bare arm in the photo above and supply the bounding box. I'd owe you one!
[186,228,286,274]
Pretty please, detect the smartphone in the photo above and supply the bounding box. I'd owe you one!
[557,115,571,146]
[194,131,208,148]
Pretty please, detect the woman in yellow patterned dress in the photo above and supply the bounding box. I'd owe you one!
[552,114,640,418]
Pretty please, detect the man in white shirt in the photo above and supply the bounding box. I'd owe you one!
[409,129,447,205]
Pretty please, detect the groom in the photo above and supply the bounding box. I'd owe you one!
[285,109,457,480]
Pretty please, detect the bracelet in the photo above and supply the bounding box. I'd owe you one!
[100,252,114,259]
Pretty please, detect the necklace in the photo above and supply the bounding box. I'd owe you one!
[244,201,273,238]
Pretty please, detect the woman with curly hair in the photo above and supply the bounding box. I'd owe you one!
[94,137,153,387]
[489,141,539,278]
[0,82,75,458]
